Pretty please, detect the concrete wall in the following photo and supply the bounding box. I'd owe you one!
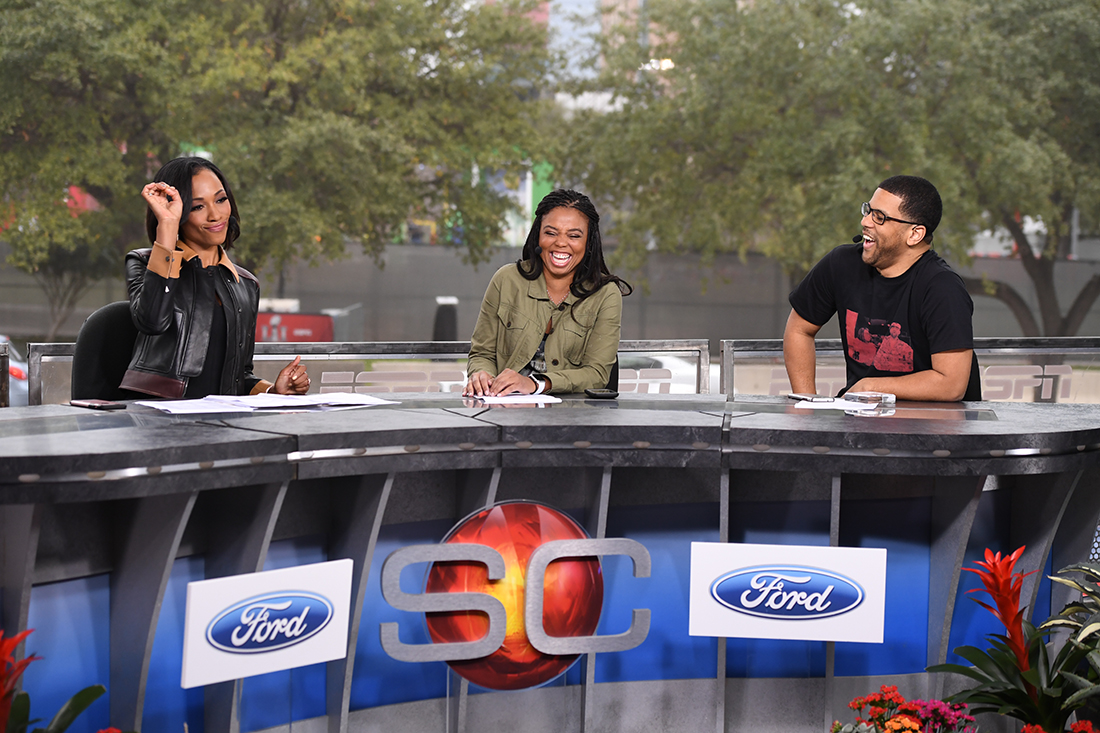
[3,241,1100,346]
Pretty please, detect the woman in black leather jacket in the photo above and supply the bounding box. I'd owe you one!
[120,157,309,399]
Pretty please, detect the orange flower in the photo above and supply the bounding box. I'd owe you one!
[884,715,921,731]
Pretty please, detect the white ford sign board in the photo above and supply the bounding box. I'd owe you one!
[688,542,886,643]
[182,559,353,688]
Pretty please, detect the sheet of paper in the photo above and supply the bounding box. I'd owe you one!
[206,392,399,408]
[137,392,399,414]
[792,399,880,412]
[135,399,256,414]
[473,394,563,405]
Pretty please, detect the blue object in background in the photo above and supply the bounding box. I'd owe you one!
[144,555,206,733]
[349,519,453,710]
[236,537,330,732]
[23,574,111,733]
[836,497,931,676]
[947,490,1054,667]
[597,503,720,683]
[727,499,831,678]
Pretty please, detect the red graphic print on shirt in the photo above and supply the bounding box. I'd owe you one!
[845,310,914,373]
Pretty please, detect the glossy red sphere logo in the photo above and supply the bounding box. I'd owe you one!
[424,501,604,690]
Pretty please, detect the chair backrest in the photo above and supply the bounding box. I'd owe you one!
[71,301,139,401]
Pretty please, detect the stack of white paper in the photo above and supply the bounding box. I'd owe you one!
[136,392,399,414]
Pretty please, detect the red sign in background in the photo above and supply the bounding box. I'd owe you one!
[256,313,334,342]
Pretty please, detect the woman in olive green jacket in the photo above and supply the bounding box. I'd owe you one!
[464,190,632,396]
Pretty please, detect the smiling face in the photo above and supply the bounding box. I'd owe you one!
[180,168,232,250]
[859,188,924,276]
[538,206,588,285]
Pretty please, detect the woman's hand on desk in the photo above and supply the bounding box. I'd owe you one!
[274,355,310,394]
[488,369,537,396]
[463,370,493,397]
[463,369,537,397]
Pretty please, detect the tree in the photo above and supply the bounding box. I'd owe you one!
[0,0,554,336]
[556,0,1100,336]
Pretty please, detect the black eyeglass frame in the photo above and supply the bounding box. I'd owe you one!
[861,201,921,228]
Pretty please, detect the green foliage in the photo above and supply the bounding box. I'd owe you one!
[558,0,1100,333]
[0,0,554,332]
[930,623,1100,732]
[929,561,1100,732]
[5,685,107,733]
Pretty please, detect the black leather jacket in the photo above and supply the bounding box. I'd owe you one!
[121,246,262,399]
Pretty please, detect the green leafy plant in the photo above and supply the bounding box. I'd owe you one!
[929,547,1100,732]
[1,628,120,733]
[1042,562,1100,658]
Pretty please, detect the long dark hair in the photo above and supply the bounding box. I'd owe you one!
[144,157,241,249]
[517,189,632,308]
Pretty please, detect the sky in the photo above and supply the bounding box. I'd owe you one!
[549,0,602,77]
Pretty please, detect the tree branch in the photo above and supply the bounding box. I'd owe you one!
[961,275,1041,337]
[1002,211,1061,335]
[1061,274,1100,337]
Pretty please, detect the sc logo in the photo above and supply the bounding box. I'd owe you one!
[378,502,651,690]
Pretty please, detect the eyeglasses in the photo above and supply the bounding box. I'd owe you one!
[861,202,921,227]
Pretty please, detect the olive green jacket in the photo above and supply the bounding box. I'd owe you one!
[467,264,622,393]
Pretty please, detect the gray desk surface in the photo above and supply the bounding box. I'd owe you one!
[3,394,1100,501]
[3,392,1099,733]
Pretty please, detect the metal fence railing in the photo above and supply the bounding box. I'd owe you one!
[28,339,712,405]
[721,337,1100,403]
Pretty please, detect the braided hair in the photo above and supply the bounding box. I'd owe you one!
[517,189,632,308]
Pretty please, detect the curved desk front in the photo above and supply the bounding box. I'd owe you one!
[2,395,1098,733]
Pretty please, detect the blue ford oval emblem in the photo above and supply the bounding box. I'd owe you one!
[710,565,863,619]
[206,592,333,654]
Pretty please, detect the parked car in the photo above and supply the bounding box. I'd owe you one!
[1,335,28,407]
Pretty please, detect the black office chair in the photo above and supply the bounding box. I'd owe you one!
[962,352,982,401]
[606,357,619,391]
[71,301,141,401]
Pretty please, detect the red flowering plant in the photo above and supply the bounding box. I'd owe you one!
[830,685,976,733]
[1022,723,1096,733]
[1,630,38,733]
[1,628,125,733]
[929,548,1100,732]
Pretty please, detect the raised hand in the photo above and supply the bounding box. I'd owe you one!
[142,181,183,226]
[274,355,310,395]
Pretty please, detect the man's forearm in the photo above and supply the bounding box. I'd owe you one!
[783,332,818,394]
[849,371,962,402]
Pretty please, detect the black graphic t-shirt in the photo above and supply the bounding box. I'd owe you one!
[789,244,973,393]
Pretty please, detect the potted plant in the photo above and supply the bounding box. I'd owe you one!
[929,547,1100,732]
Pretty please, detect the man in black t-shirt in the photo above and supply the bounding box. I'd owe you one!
[783,175,975,401]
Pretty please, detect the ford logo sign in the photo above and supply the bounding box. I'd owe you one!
[206,592,333,654]
[710,566,864,620]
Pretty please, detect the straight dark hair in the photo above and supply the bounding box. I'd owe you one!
[144,157,241,248]
[517,189,632,310]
